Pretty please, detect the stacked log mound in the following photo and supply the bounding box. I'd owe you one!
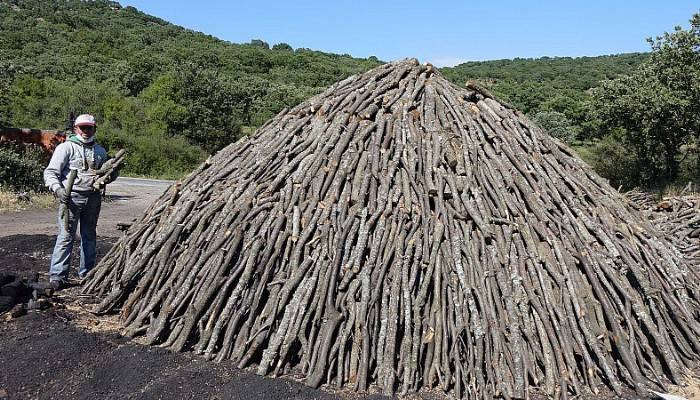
[83,59,700,399]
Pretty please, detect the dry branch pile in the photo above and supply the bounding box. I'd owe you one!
[84,59,700,399]
[627,189,700,263]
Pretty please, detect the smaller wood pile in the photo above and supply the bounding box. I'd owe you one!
[627,188,700,262]
[0,273,53,318]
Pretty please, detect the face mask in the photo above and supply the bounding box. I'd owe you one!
[75,134,96,144]
[74,125,96,144]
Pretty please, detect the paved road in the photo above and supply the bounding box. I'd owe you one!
[0,176,174,237]
[108,176,174,189]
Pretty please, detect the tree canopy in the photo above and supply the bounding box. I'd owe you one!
[590,13,700,186]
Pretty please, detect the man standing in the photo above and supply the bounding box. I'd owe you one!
[44,114,117,289]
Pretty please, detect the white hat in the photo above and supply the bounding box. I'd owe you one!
[74,114,96,126]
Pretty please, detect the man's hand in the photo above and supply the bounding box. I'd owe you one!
[105,167,119,184]
[55,187,70,203]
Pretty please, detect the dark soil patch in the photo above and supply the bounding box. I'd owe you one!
[0,311,346,400]
[0,235,365,400]
[0,234,116,279]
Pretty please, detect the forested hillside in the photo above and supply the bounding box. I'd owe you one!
[0,0,380,177]
[444,54,648,89]
[3,0,693,190]
[442,54,648,141]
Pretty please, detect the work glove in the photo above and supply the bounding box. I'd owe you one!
[55,187,70,203]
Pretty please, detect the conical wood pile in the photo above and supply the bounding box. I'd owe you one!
[84,59,700,399]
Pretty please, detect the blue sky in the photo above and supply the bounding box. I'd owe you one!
[119,1,698,66]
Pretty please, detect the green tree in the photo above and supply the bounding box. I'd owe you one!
[575,129,641,189]
[272,43,293,51]
[114,57,159,97]
[250,39,270,49]
[0,60,23,126]
[7,75,68,129]
[590,13,700,185]
[532,111,576,143]
[0,145,46,191]
[141,61,242,153]
[0,0,384,177]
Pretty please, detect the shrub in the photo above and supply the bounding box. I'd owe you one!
[532,111,577,143]
[99,128,207,179]
[574,132,641,190]
[0,145,47,191]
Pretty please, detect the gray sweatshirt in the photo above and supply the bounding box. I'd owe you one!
[44,140,112,193]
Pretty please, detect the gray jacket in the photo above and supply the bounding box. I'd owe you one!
[44,140,113,193]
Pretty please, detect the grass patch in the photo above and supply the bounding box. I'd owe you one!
[0,187,56,212]
[656,182,697,198]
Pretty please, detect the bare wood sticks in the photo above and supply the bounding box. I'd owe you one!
[83,59,700,399]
